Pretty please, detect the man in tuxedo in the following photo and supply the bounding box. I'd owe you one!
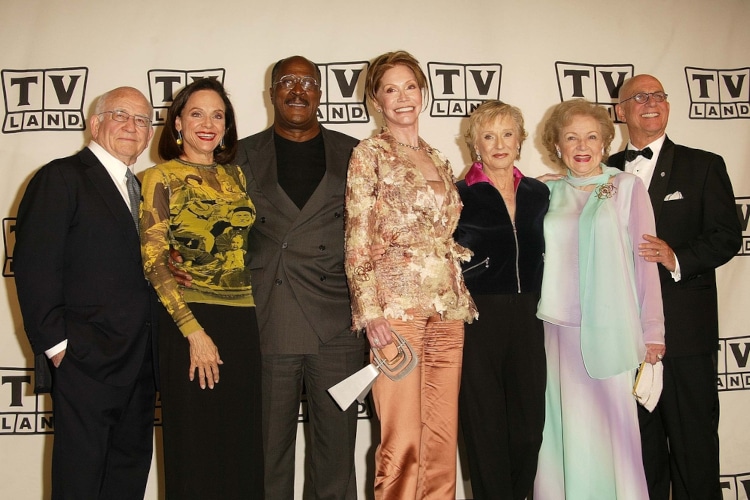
[14,87,159,499]
[610,74,741,500]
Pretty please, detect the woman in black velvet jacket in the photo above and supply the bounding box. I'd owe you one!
[454,100,552,500]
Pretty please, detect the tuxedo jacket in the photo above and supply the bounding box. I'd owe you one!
[235,126,359,355]
[14,148,159,388]
[609,136,741,356]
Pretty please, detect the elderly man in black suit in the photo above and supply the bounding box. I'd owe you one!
[14,87,159,499]
[609,74,741,500]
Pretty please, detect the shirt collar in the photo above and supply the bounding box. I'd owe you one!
[465,162,523,189]
[626,134,666,162]
[88,140,132,180]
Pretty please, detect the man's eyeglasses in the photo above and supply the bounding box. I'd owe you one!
[619,91,668,105]
[273,74,319,92]
[99,110,152,128]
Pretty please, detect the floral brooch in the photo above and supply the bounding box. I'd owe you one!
[595,183,617,199]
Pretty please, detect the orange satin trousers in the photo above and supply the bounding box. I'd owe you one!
[372,315,465,499]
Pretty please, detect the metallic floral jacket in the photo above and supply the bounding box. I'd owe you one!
[344,129,477,329]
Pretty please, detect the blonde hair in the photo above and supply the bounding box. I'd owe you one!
[464,100,527,162]
[542,99,615,167]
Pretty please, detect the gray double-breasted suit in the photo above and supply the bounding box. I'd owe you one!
[236,126,365,499]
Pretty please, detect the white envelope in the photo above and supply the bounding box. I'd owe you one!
[328,364,380,411]
[633,360,663,412]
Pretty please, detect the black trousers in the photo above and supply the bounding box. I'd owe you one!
[261,329,365,500]
[459,293,546,500]
[638,352,721,500]
[51,344,155,500]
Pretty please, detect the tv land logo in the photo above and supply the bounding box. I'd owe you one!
[1,67,88,133]
[685,67,750,120]
[718,336,750,392]
[317,61,369,124]
[736,198,750,257]
[0,367,162,435]
[427,63,502,117]
[555,62,634,122]
[147,69,226,126]
[721,473,750,499]
[0,368,52,434]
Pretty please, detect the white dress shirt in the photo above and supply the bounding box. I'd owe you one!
[623,135,682,282]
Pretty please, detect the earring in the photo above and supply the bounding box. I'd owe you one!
[375,107,382,113]
[555,147,561,159]
[601,147,605,155]
[176,130,183,146]
[219,137,226,150]
[475,151,482,162]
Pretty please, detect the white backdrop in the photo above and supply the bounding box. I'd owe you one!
[1,1,749,498]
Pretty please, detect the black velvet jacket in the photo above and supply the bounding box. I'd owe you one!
[454,175,549,295]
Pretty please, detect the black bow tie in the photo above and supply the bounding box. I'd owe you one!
[625,147,653,162]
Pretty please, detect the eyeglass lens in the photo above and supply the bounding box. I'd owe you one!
[105,110,151,127]
[278,75,318,91]
[634,92,667,104]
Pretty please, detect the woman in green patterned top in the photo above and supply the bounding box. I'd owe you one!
[140,78,263,499]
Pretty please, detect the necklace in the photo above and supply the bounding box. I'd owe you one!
[177,157,217,168]
[397,141,421,151]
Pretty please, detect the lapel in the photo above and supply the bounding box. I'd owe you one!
[248,126,347,228]
[79,148,141,256]
[609,151,625,171]
[610,136,674,226]
[648,136,675,225]
[248,128,301,219]
[296,126,346,223]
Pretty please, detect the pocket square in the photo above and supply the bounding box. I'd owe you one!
[664,191,683,201]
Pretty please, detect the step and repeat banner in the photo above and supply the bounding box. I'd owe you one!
[1,0,749,498]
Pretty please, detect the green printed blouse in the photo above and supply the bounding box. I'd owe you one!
[140,158,256,336]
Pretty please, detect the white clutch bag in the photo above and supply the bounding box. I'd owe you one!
[327,331,418,411]
[633,360,663,412]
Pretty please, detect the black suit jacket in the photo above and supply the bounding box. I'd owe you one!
[609,136,741,356]
[14,147,159,388]
[235,127,359,354]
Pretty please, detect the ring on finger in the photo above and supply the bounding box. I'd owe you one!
[373,338,380,346]
[657,353,663,360]
[656,250,660,256]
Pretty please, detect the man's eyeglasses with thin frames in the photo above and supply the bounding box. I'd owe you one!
[273,75,319,92]
[98,110,152,128]
[619,92,668,105]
